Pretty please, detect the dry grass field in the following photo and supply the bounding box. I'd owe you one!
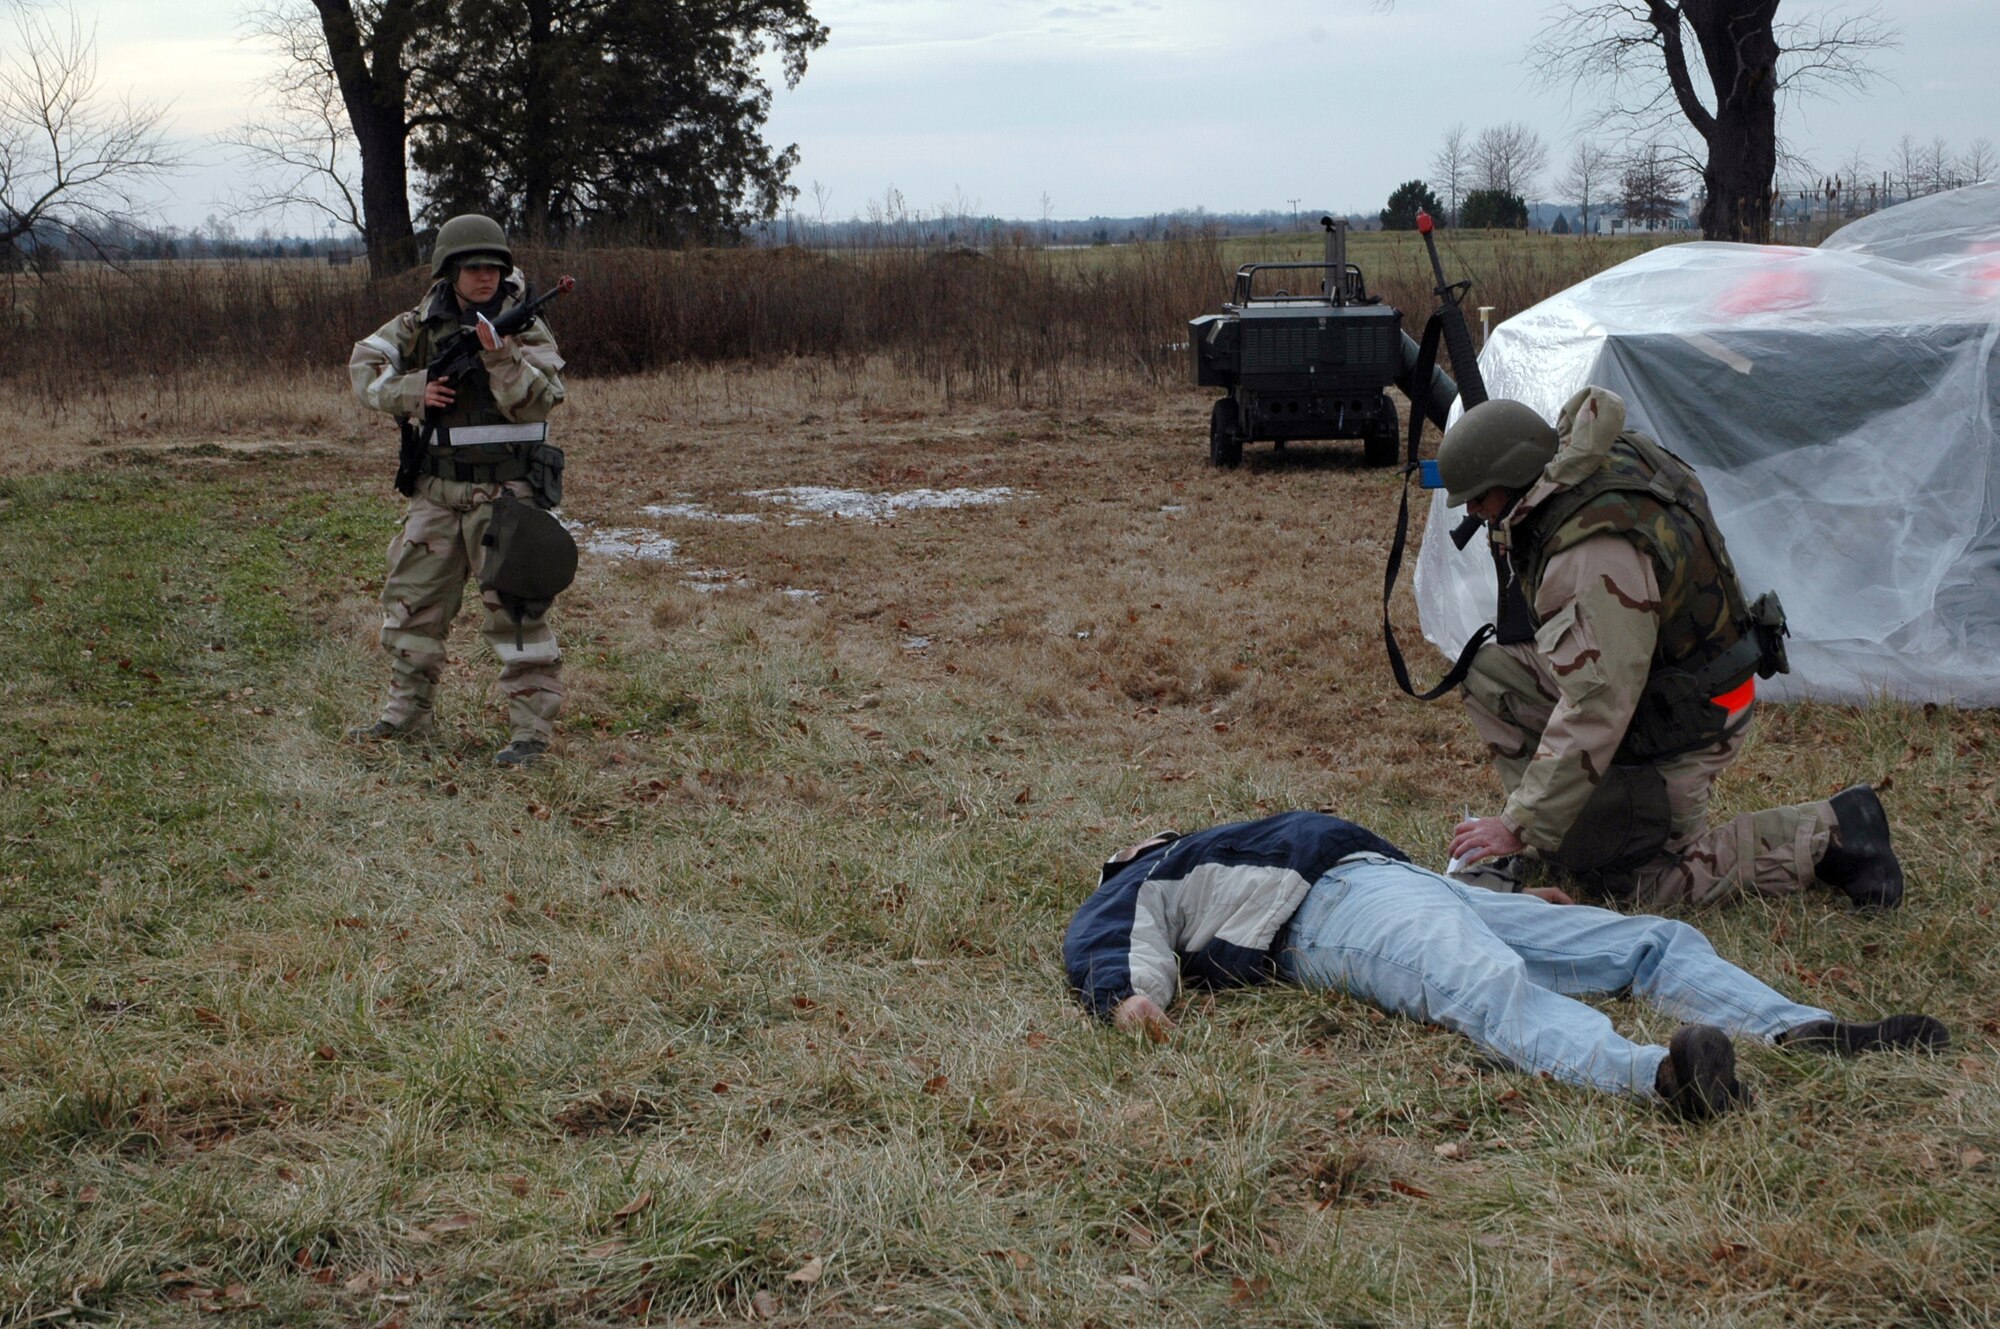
[2,279,1997,1324]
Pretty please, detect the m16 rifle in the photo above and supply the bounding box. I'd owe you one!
[395,274,577,497]
[1381,210,1536,700]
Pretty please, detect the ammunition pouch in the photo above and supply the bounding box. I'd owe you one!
[525,441,565,510]
[1748,589,1790,679]
[479,493,578,646]
[1546,763,1672,893]
[1618,633,1761,765]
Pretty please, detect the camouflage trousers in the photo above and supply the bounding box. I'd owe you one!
[374,476,563,742]
[1463,641,1834,909]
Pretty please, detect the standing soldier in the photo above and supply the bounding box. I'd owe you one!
[347,214,568,768]
[1436,386,1904,911]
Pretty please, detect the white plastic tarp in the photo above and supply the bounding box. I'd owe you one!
[1414,180,2000,704]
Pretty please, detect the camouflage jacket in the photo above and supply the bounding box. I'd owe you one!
[1491,387,1753,850]
[349,270,566,433]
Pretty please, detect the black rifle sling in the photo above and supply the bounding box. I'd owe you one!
[1381,310,1494,701]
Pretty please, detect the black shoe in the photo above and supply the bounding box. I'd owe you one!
[346,712,434,743]
[494,737,549,769]
[1780,1013,1949,1055]
[1815,785,1904,910]
[1655,1024,1749,1120]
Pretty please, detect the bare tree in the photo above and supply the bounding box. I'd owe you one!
[244,0,423,278]
[1428,122,1471,225]
[1555,138,1613,235]
[1837,146,1870,216]
[1471,122,1549,199]
[0,0,179,261]
[1888,132,1924,201]
[1962,137,1998,185]
[1530,2,1897,243]
[1923,135,1954,194]
[1619,142,1683,226]
[225,3,363,245]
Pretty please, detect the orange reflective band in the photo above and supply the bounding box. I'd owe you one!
[1712,678,1755,714]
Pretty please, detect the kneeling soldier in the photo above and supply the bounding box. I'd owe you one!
[347,214,568,767]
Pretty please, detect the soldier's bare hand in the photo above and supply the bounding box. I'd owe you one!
[476,313,505,352]
[1451,815,1525,866]
[422,378,456,409]
[1526,885,1576,905]
[1113,994,1175,1045]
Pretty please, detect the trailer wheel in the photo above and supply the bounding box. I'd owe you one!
[1209,398,1243,468]
[1364,395,1400,468]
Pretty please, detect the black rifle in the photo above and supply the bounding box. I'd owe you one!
[395,274,577,496]
[1382,210,1534,700]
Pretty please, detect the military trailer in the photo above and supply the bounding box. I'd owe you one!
[1191,216,1420,468]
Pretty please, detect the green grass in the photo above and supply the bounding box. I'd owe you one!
[1,415,1995,1326]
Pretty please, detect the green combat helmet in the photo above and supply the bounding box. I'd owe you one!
[430,213,513,279]
[1436,399,1560,507]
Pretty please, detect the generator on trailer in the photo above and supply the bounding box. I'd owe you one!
[1190,215,1456,468]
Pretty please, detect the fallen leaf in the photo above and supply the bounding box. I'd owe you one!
[786,1256,825,1284]
[922,1074,949,1095]
[752,1289,780,1318]
[612,1191,653,1222]
[1389,1179,1431,1199]
[1112,1275,1152,1295]
[1013,786,1033,805]
[1433,1142,1470,1161]
[984,1248,1033,1270]
[584,1239,626,1258]
[427,1214,477,1236]
[1961,1148,1989,1169]
[1229,1275,1270,1304]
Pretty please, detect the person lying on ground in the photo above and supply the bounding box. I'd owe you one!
[1063,811,1947,1120]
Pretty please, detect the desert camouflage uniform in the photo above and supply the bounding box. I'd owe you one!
[349,271,567,743]
[1463,388,1834,908]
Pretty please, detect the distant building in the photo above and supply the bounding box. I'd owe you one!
[1595,203,1698,236]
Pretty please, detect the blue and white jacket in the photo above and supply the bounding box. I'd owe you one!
[1063,811,1408,1018]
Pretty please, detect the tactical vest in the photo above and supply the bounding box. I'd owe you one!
[412,285,521,469]
[1513,432,1761,763]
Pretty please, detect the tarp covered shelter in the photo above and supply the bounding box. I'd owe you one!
[1415,180,2000,704]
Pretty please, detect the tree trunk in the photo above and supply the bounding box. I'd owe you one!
[314,0,420,278]
[1656,0,1780,242]
[518,0,556,238]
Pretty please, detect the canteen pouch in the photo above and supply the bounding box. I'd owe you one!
[525,441,566,510]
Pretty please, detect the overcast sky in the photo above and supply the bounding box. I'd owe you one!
[55,0,2000,234]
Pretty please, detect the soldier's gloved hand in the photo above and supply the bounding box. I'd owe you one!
[422,377,456,409]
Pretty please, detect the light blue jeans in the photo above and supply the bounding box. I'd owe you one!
[1274,855,1831,1097]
